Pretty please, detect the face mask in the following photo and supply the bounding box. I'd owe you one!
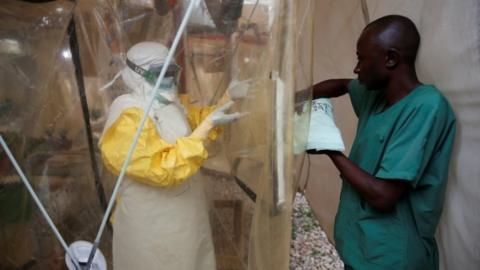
[155,78,178,104]
[159,76,176,90]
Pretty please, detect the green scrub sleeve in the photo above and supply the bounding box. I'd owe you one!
[348,79,375,117]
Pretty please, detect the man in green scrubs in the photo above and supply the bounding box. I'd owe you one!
[307,15,456,269]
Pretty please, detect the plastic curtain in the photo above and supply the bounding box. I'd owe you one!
[1,0,314,269]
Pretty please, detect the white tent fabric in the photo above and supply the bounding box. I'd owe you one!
[305,1,480,269]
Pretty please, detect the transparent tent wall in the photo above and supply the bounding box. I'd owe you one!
[1,0,313,269]
[0,1,111,269]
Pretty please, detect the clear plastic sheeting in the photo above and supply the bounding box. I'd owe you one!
[76,0,314,269]
[0,0,111,269]
[1,0,314,270]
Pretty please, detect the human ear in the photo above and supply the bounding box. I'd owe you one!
[385,48,399,68]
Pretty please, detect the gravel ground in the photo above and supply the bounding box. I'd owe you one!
[290,193,344,270]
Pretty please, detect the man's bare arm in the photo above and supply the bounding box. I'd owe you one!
[308,150,408,212]
[295,79,351,103]
[313,79,351,98]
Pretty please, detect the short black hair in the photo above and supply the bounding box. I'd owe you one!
[365,15,421,64]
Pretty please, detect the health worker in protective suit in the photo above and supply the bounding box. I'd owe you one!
[99,41,247,270]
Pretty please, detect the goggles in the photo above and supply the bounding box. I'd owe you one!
[126,58,181,87]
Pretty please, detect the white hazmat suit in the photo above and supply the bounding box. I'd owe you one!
[99,41,242,270]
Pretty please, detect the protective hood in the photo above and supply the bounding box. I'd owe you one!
[122,41,178,103]
[99,41,179,104]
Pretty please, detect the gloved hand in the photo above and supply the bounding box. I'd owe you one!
[226,79,251,100]
[307,98,345,152]
[190,101,243,140]
[218,79,252,105]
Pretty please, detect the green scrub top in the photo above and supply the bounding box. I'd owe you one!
[334,80,456,270]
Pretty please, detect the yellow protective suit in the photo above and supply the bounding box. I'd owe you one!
[99,93,218,270]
